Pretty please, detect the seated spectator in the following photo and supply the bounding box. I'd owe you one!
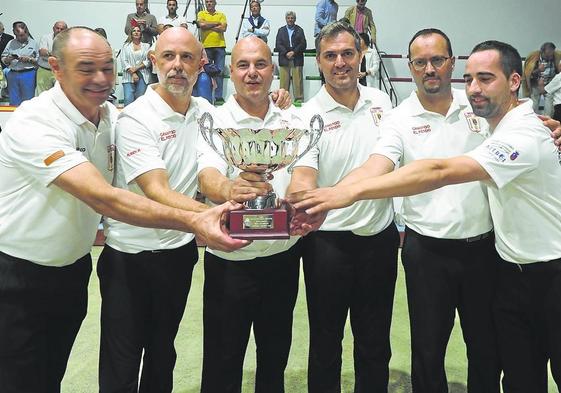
[120,25,151,106]
[1,22,38,105]
[240,1,270,43]
[125,0,158,44]
[158,0,189,33]
[358,32,379,87]
[36,21,67,95]
[522,42,561,115]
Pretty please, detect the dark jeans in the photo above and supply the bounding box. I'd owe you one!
[201,243,302,393]
[0,251,91,393]
[401,228,501,393]
[204,47,225,100]
[494,257,561,393]
[303,225,400,393]
[97,241,198,393]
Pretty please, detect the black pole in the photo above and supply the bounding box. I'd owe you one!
[234,0,250,42]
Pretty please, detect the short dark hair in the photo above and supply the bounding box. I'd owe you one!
[540,42,556,53]
[470,40,522,79]
[407,28,452,59]
[359,32,370,48]
[315,21,361,55]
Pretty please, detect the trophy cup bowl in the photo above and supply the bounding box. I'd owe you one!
[199,112,323,240]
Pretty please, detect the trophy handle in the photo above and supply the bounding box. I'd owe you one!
[199,112,228,162]
[287,114,324,173]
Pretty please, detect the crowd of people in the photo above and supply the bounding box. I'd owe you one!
[1,2,561,393]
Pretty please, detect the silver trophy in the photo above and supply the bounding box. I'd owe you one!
[198,111,324,239]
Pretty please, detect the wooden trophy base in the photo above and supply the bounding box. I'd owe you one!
[228,207,289,240]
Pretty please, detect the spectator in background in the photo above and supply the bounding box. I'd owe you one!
[120,25,151,106]
[0,22,14,99]
[276,11,306,103]
[357,32,379,87]
[240,1,270,43]
[36,20,67,95]
[522,42,561,115]
[314,0,338,37]
[192,48,214,103]
[1,23,38,105]
[125,0,158,44]
[94,27,108,39]
[158,0,189,33]
[197,0,227,104]
[344,0,376,43]
[545,70,561,121]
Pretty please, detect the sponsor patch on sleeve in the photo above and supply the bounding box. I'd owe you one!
[44,150,65,166]
[484,141,518,163]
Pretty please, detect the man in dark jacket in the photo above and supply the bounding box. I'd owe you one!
[276,11,307,102]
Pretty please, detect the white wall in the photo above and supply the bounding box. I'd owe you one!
[3,0,561,102]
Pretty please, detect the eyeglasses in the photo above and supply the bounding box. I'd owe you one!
[409,56,450,71]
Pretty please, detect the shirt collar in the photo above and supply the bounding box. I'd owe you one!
[224,95,281,124]
[51,82,111,128]
[314,84,372,113]
[406,88,469,117]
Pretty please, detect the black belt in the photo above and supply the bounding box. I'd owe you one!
[38,65,51,71]
[10,68,35,73]
[406,227,493,243]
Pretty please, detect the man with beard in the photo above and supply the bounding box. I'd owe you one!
[97,27,237,393]
[290,40,561,393]
[0,27,246,393]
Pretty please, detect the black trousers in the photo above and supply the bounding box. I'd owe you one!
[494,257,561,393]
[303,225,400,393]
[97,241,198,393]
[0,251,91,393]
[200,242,302,393]
[401,228,501,393]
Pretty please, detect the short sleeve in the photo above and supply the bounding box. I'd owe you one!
[2,115,88,187]
[372,114,404,166]
[115,114,166,184]
[466,128,540,189]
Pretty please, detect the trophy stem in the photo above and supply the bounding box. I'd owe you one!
[245,191,277,210]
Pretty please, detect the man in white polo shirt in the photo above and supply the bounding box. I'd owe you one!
[287,22,399,393]
[157,0,189,33]
[0,27,247,393]
[291,40,561,393]
[97,27,215,393]
[197,36,303,393]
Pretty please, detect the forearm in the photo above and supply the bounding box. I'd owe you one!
[348,159,450,201]
[286,168,318,194]
[198,169,232,203]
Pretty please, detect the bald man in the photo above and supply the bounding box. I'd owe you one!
[197,37,305,393]
[36,20,67,95]
[0,27,246,393]
[97,27,240,393]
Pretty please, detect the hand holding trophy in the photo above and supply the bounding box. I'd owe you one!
[199,112,323,239]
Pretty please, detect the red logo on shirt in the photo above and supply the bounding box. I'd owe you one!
[127,148,141,157]
[324,121,341,132]
[160,130,177,141]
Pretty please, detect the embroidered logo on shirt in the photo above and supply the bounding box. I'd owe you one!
[411,125,431,135]
[107,144,116,171]
[370,107,384,126]
[160,130,177,141]
[44,150,65,166]
[485,141,515,163]
[464,112,481,133]
[324,121,341,132]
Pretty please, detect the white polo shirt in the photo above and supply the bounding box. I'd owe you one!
[0,82,117,267]
[373,88,493,239]
[104,86,214,253]
[295,84,394,235]
[467,100,561,264]
[197,95,301,261]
